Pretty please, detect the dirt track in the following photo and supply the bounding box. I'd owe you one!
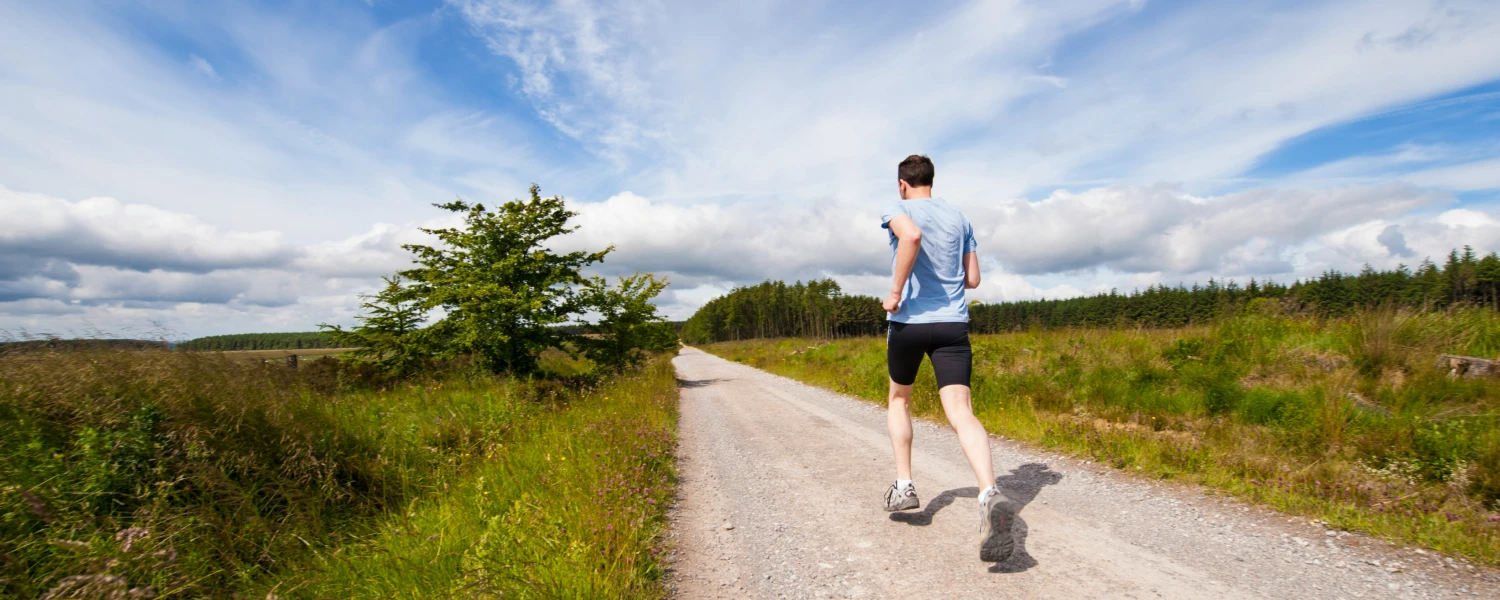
[665,347,1498,599]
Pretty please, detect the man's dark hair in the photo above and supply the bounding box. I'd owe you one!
[898,155,934,187]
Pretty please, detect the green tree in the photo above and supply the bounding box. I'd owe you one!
[577,273,679,371]
[319,275,430,376]
[399,185,611,375]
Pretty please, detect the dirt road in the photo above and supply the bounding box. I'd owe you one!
[665,347,1498,599]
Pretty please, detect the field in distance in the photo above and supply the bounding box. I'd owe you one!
[209,347,360,360]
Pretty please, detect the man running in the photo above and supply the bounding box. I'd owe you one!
[879,154,1014,563]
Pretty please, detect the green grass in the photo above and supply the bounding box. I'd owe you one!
[702,308,1500,564]
[295,359,677,598]
[0,346,678,598]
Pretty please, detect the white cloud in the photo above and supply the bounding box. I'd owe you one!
[447,0,664,163]
[296,222,436,278]
[0,188,427,334]
[453,0,1500,201]
[0,1,585,246]
[1402,157,1500,191]
[955,183,1446,276]
[555,191,889,282]
[6,1,1500,336]
[553,183,1475,305]
[2,180,1495,336]
[0,186,295,273]
[187,54,219,79]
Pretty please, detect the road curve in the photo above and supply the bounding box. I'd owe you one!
[665,347,1497,599]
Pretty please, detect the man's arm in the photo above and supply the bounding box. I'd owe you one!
[964,251,980,289]
[884,215,922,314]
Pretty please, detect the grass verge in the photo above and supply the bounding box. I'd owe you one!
[1,346,677,598]
[294,358,677,598]
[702,309,1500,564]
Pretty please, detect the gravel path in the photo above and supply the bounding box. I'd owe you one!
[665,347,1499,599]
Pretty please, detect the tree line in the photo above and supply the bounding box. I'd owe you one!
[682,247,1500,343]
[177,332,337,351]
[679,280,887,344]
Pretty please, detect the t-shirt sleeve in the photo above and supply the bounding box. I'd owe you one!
[880,201,908,229]
[963,218,978,253]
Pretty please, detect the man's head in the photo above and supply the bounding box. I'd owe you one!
[898,154,934,199]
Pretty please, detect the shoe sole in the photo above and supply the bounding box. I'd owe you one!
[884,497,920,512]
[979,498,1016,562]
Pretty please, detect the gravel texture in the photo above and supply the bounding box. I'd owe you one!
[665,348,1500,599]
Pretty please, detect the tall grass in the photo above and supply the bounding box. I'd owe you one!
[704,308,1500,563]
[295,359,677,598]
[0,346,677,598]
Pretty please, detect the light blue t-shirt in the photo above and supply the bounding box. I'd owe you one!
[880,197,977,324]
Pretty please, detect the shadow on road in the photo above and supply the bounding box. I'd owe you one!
[676,377,724,389]
[887,463,1062,574]
[889,486,976,526]
[990,463,1063,574]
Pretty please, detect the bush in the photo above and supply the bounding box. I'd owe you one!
[1411,419,1483,485]
[1239,388,1308,427]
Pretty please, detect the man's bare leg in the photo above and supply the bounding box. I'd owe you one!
[888,379,915,481]
[939,384,995,489]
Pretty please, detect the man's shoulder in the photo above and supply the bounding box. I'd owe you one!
[929,198,969,221]
[880,200,909,218]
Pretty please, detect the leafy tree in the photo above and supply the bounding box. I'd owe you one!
[576,273,680,371]
[319,276,430,376]
[398,185,611,375]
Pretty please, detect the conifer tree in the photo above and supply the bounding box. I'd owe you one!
[320,275,429,376]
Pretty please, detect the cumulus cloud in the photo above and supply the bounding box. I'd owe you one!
[555,192,888,281]
[553,184,1455,289]
[1377,224,1415,258]
[968,183,1447,276]
[296,221,443,278]
[0,188,423,327]
[65,266,309,307]
[0,187,296,274]
[2,181,1497,335]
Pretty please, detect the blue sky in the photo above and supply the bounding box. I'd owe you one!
[3,0,1500,338]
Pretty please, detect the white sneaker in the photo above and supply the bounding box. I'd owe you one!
[978,489,1015,562]
[883,483,920,511]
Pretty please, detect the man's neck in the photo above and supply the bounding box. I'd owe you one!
[903,188,933,200]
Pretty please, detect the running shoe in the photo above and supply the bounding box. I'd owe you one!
[978,489,1016,562]
[883,482,920,511]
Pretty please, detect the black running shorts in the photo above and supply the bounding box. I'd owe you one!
[886,321,972,388]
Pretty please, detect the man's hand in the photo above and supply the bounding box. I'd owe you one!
[883,290,901,314]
